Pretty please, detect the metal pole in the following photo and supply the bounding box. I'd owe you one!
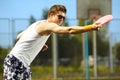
[85,20,90,80]
[82,33,86,72]
[52,33,58,79]
[109,32,114,73]
[8,18,11,48]
[93,31,97,78]
[85,32,89,80]
[93,20,97,78]
[11,18,15,47]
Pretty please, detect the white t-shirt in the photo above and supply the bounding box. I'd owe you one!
[10,20,51,67]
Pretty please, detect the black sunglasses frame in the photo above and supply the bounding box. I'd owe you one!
[57,15,65,20]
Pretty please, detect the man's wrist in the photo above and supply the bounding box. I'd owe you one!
[84,24,99,31]
[92,24,100,31]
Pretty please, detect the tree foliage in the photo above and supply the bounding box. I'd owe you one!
[41,8,49,20]
[29,15,36,25]
[0,46,8,72]
[113,42,120,61]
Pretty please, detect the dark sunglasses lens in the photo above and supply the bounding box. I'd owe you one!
[58,15,65,20]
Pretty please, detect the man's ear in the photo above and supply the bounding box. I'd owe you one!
[50,13,55,17]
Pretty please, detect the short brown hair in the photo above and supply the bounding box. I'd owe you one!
[48,4,67,17]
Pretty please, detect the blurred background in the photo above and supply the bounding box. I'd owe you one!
[0,0,120,80]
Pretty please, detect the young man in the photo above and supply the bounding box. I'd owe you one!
[3,4,102,80]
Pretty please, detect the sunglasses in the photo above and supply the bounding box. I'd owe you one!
[57,15,65,20]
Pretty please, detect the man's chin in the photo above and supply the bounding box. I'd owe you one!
[58,23,62,26]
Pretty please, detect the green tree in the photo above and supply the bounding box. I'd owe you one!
[41,8,49,19]
[58,19,83,67]
[113,42,120,61]
[29,15,36,25]
[0,46,8,72]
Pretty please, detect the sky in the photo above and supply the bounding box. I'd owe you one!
[0,0,120,47]
[0,0,119,32]
[0,0,119,27]
[0,0,76,19]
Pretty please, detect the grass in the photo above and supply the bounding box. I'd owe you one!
[0,65,120,80]
[31,65,120,80]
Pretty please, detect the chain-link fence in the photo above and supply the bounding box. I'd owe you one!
[0,18,120,79]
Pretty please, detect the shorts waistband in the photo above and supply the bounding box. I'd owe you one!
[6,54,29,68]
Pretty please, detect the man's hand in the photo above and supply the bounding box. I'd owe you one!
[92,23,102,31]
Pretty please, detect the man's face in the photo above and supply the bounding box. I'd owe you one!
[50,11,66,25]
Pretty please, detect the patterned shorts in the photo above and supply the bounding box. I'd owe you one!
[3,54,32,80]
